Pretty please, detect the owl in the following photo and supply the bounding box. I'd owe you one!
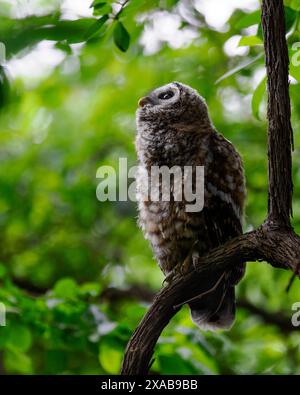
[135,82,246,330]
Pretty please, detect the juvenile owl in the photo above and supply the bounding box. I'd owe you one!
[135,82,246,330]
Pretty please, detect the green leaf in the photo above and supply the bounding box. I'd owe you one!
[92,2,112,16]
[238,35,263,47]
[55,41,72,54]
[235,10,260,30]
[55,19,99,44]
[84,15,109,40]
[285,0,300,10]
[0,66,10,109]
[4,349,33,374]
[7,324,32,352]
[284,6,298,32]
[53,278,78,299]
[113,21,130,52]
[252,76,267,120]
[99,342,123,373]
[290,62,300,82]
[257,23,263,39]
[215,53,264,84]
[90,0,106,8]
[0,263,7,278]
[79,282,101,297]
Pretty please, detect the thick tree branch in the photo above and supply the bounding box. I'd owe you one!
[262,0,293,227]
[121,0,299,375]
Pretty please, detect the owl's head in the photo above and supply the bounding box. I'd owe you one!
[136,82,210,126]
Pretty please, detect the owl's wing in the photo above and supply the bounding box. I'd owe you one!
[185,130,246,329]
[194,129,246,282]
[187,194,245,330]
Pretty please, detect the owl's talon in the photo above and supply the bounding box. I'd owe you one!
[182,256,192,274]
[192,251,200,271]
[162,276,171,286]
[163,264,181,284]
[163,258,192,285]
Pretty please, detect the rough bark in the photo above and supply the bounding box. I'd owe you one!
[262,0,293,227]
[121,0,300,375]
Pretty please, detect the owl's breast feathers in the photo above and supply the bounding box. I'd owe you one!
[136,125,246,275]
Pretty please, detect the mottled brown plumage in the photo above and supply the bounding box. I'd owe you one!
[135,82,246,330]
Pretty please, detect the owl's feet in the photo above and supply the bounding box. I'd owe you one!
[163,242,200,285]
[163,255,194,285]
[191,250,200,269]
[163,264,181,285]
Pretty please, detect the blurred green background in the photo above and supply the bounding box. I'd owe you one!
[0,0,300,375]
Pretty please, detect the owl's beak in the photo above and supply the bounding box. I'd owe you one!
[138,96,152,108]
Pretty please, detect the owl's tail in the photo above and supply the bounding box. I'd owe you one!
[188,271,237,331]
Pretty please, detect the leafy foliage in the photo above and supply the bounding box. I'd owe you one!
[113,22,130,52]
[0,0,300,374]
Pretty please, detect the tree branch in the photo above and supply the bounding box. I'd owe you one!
[262,0,293,227]
[121,0,299,375]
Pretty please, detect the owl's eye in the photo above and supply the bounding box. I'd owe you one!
[158,90,174,100]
